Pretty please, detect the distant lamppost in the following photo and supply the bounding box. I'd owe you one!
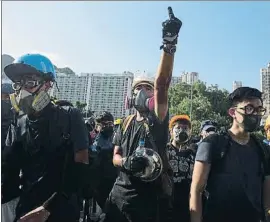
[189,83,193,121]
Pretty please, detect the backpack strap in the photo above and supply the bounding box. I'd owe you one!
[250,133,270,178]
[121,114,136,135]
[206,131,231,165]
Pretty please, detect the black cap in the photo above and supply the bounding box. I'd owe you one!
[200,120,217,132]
[95,111,114,123]
[228,87,263,105]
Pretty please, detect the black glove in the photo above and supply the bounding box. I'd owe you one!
[122,156,147,174]
[160,7,182,54]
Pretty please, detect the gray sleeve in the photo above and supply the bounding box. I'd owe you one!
[69,108,89,152]
[195,141,214,164]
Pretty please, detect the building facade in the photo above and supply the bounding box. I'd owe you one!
[50,71,134,119]
[171,76,182,86]
[233,81,243,91]
[181,72,199,85]
[261,63,270,124]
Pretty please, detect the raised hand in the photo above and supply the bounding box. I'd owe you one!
[161,7,182,54]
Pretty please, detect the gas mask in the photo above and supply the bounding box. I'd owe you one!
[173,127,190,144]
[16,88,51,116]
[125,89,154,113]
[237,113,261,133]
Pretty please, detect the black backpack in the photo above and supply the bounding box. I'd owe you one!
[202,131,270,217]
[206,131,270,177]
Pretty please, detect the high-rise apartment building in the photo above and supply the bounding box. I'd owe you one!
[260,63,270,123]
[171,76,182,86]
[86,72,134,118]
[233,81,242,91]
[50,72,89,105]
[51,71,134,119]
[181,72,199,85]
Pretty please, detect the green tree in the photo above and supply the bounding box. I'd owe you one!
[168,81,231,135]
[75,101,87,113]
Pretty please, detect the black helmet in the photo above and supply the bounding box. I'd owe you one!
[95,111,114,124]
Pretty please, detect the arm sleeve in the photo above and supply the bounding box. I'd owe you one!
[2,126,22,203]
[69,108,89,152]
[112,125,122,146]
[195,140,214,164]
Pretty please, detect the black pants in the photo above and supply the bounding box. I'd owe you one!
[202,208,261,222]
[103,194,172,222]
[95,177,116,210]
[15,194,80,222]
[103,193,159,222]
[171,201,190,222]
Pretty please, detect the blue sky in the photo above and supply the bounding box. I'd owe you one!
[2,1,270,91]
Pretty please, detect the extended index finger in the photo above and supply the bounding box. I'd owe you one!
[168,7,175,19]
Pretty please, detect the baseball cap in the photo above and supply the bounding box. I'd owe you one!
[200,120,217,132]
[228,87,263,105]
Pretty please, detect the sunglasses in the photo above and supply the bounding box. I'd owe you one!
[235,104,266,116]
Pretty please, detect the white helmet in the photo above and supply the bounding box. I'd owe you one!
[132,71,154,90]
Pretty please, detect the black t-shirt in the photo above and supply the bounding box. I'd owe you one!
[111,111,169,203]
[2,103,89,210]
[167,143,195,203]
[196,134,266,219]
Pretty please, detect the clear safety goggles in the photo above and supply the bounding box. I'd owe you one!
[12,79,44,91]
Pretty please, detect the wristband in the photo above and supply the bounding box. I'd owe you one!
[163,44,176,55]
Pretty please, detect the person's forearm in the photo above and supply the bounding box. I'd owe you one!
[190,191,203,222]
[154,51,174,120]
[113,154,123,167]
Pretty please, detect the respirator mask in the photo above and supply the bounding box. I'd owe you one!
[173,127,191,144]
[125,89,154,113]
[15,85,51,115]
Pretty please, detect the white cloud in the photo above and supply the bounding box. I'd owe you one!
[2,28,68,68]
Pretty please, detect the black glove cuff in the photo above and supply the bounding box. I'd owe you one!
[121,158,132,175]
[43,192,68,213]
[160,44,177,55]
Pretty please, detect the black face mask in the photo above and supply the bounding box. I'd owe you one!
[178,132,189,143]
[101,126,114,137]
[238,113,261,132]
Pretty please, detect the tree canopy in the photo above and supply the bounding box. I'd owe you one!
[168,81,231,135]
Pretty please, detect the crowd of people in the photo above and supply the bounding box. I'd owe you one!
[1,6,270,222]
